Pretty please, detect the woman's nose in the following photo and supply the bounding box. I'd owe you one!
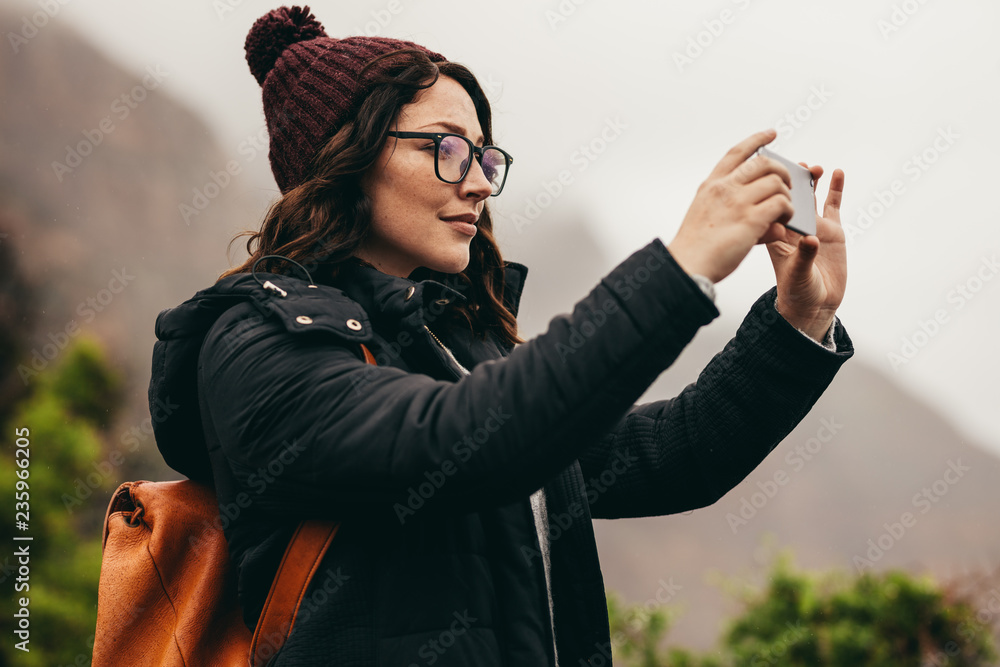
[460,158,494,200]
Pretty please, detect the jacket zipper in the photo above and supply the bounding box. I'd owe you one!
[423,324,470,376]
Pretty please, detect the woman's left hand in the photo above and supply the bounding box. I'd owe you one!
[759,165,847,343]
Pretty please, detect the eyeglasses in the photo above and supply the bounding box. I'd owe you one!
[386,131,513,196]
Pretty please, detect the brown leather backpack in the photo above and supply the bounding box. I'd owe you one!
[92,344,377,666]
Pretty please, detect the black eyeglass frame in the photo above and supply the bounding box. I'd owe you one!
[386,131,514,196]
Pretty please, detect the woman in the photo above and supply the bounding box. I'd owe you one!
[150,6,853,665]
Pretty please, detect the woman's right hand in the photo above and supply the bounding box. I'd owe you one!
[668,129,793,284]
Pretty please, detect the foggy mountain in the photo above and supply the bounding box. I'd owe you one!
[1,9,259,476]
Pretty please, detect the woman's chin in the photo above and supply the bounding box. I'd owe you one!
[424,249,471,275]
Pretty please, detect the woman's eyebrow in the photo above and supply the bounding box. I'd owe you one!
[416,121,484,145]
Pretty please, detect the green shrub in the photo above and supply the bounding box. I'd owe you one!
[608,551,997,667]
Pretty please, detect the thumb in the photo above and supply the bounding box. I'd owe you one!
[787,235,819,280]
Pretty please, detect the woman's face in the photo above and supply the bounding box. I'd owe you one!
[358,75,494,278]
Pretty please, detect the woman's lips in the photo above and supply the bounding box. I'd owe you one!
[443,219,477,236]
[441,215,478,237]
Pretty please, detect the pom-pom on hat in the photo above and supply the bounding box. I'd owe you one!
[244,5,447,193]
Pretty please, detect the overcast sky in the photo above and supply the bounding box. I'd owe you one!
[16,0,1000,453]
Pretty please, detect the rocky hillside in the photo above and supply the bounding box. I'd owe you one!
[0,9,262,478]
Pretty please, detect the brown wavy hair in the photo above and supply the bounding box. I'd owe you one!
[220,50,522,347]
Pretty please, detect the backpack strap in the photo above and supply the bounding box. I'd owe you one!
[250,521,339,666]
[360,342,376,365]
[248,343,376,666]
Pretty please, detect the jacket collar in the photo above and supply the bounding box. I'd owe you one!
[316,259,529,329]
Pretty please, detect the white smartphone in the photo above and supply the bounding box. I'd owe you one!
[755,146,816,237]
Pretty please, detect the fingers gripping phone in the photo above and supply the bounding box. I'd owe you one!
[756,147,816,237]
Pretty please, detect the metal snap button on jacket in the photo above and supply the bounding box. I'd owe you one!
[346,319,363,331]
[296,316,313,324]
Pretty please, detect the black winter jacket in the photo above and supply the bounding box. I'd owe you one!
[149,238,853,666]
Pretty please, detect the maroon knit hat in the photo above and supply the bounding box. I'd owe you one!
[245,6,447,193]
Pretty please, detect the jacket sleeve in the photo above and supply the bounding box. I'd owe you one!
[577,286,854,519]
[198,239,720,521]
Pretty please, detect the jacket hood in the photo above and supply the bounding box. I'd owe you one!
[149,262,528,482]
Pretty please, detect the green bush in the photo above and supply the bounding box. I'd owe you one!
[608,552,998,667]
[1,337,122,666]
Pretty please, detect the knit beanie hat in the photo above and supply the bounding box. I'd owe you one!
[245,5,447,193]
